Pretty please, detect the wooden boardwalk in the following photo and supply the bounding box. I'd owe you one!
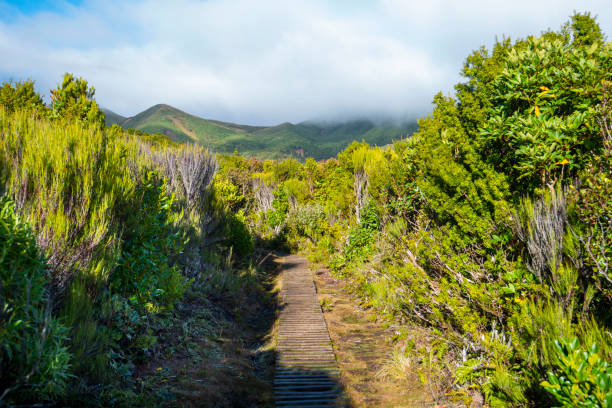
[275,255,349,407]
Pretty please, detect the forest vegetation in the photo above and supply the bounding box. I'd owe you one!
[0,12,611,407]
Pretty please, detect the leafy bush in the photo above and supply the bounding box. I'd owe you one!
[50,73,106,129]
[0,79,45,113]
[225,210,255,259]
[344,200,379,261]
[111,172,189,309]
[542,338,612,407]
[266,187,290,232]
[0,108,209,402]
[287,203,326,242]
[480,34,612,190]
[214,178,245,211]
[0,197,71,404]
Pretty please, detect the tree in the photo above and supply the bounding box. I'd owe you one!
[0,79,45,113]
[50,73,105,129]
[563,12,605,46]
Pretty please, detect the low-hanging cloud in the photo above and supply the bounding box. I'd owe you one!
[0,0,610,125]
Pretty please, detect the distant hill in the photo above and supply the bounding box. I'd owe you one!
[106,104,417,160]
[102,109,126,126]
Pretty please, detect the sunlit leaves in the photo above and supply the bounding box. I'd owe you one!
[480,37,612,189]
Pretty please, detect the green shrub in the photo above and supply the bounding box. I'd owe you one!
[214,178,245,211]
[287,203,326,242]
[542,338,612,407]
[0,79,46,114]
[0,197,71,404]
[266,187,289,230]
[226,210,255,259]
[480,36,612,190]
[50,73,106,129]
[0,108,199,400]
[111,172,189,310]
[343,200,379,261]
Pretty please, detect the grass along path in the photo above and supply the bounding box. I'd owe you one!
[312,267,435,407]
[132,257,280,407]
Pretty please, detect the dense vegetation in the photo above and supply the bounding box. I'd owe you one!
[211,13,611,407]
[107,103,416,160]
[1,12,610,408]
[0,75,269,406]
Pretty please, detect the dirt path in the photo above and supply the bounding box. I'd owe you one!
[312,267,434,408]
[275,254,349,407]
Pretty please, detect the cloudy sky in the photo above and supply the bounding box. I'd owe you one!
[0,0,610,125]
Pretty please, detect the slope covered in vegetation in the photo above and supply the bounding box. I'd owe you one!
[0,76,275,406]
[1,11,611,408]
[211,13,611,407]
[109,103,416,160]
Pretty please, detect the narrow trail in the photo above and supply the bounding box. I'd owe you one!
[275,255,349,407]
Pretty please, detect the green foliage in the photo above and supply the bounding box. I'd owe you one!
[413,93,511,247]
[314,160,354,220]
[0,110,126,288]
[480,36,611,189]
[343,201,379,261]
[214,178,246,211]
[0,108,214,403]
[455,39,511,135]
[0,79,45,114]
[287,203,326,242]
[225,210,255,259]
[563,12,605,47]
[111,172,189,309]
[0,197,71,404]
[50,73,106,129]
[542,338,612,407]
[266,187,290,230]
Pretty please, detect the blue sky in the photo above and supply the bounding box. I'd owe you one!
[1,0,610,125]
[1,0,82,18]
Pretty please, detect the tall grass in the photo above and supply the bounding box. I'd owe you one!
[0,109,219,403]
[0,110,137,288]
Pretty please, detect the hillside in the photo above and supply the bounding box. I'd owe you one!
[101,108,126,126]
[107,104,416,160]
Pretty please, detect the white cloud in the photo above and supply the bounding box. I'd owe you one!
[0,0,610,124]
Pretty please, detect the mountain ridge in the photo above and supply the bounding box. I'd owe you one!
[104,104,417,160]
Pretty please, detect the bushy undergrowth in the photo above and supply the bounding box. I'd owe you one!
[0,101,254,404]
[211,13,612,407]
[2,11,610,408]
[0,198,71,404]
[542,338,612,407]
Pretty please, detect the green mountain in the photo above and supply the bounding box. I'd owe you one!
[107,104,416,160]
[102,108,126,126]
